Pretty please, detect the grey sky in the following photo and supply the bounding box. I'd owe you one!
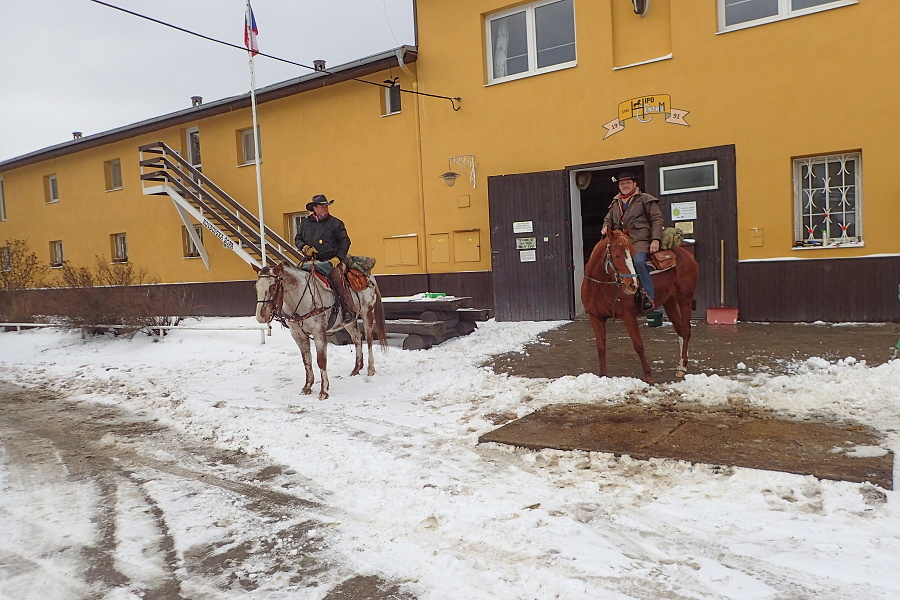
[0,0,416,161]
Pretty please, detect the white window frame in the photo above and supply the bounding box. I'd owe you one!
[45,174,59,204]
[286,211,309,243]
[384,83,401,116]
[659,161,719,195]
[183,224,203,258]
[111,232,128,262]
[717,0,857,33]
[105,159,122,191]
[0,177,6,221]
[240,127,262,165]
[793,152,862,249]
[486,0,576,85]
[50,240,64,267]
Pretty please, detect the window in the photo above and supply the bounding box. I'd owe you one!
[45,175,59,203]
[183,224,202,258]
[718,0,856,31]
[659,161,719,195]
[111,233,128,262]
[1,246,10,272]
[793,152,862,247]
[0,178,6,221]
[50,240,64,267]
[486,0,576,84]
[384,83,401,116]
[285,211,309,243]
[105,159,122,191]
[239,127,262,165]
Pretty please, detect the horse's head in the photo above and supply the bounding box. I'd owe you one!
[604,230,640,295]
[252,263,283,323]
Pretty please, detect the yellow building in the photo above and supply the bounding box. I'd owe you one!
[2,0,898,322]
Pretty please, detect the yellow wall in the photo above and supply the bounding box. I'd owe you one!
[413,0,900,260]
[3,0,899,287]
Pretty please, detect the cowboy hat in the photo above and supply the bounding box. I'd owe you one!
[613,171,638,183]
[306,194,335,211]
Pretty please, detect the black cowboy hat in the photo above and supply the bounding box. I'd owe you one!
[306,194,335,211]
[614,171,638,183]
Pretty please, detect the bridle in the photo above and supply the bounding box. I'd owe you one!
[584,235,639,311]
[256,268,330,326]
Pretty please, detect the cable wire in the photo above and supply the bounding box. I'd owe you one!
[87,0,461,110]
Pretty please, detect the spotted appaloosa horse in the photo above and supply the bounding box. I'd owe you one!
[253,262,387,399]
[581,228,698,383]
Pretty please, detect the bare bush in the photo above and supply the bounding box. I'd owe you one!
[0,239,49,322]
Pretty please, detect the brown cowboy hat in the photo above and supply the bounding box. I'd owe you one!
[614,171,638,183]
[306,194,335,211]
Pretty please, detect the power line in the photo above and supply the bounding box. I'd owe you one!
[86,0,461,110]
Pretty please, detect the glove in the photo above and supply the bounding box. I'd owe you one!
[328,256,341,267]
[300,244,318,258]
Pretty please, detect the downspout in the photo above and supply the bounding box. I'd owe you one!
[396,47,429,288]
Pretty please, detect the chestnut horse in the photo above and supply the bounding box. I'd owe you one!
[253,262,387,399]
[581,229,698,383]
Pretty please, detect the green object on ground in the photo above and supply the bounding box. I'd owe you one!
[646,310,663,327]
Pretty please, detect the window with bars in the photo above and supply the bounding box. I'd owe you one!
[486,0,576,84]
[50,240,64,267]
[718,0,856,31]
[793,152,862,247]
[183,224,203,258]
[111,233,128,262]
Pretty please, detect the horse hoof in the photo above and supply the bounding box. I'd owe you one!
[302,387,312,395]
[350,369,361,377]
[676,369,687,378]
[367,368,376,376]
[318,393,329,401]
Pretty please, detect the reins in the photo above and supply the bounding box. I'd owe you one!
[258,267,332,326]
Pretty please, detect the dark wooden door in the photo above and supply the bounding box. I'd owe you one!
[643,145,737,318]
[488,171,574,321]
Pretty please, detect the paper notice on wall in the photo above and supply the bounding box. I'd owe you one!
[519,250,536,262]
[513,221,533,233]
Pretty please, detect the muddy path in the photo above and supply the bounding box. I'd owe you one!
[0,381,413,600]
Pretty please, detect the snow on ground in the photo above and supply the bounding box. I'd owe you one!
[1,318,900,599]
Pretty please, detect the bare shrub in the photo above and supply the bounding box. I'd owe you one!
[50,256,198,337]
[0,239,48,322]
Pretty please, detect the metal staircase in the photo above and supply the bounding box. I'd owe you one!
[139,141,303,269]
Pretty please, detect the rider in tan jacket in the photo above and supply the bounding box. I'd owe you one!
[600,171,664,311]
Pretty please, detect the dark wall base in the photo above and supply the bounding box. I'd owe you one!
[738,256,899,322]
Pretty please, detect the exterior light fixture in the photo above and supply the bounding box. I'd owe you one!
[439,170,462,186]
[632,0,649,16]
[439,155,476,188]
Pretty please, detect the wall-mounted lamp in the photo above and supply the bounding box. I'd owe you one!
[439,155,476,188]
[632,0,650,16]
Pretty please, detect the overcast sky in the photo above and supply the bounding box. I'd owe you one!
[0,0,416,161]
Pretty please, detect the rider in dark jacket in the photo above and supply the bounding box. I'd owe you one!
[294,194,355,323]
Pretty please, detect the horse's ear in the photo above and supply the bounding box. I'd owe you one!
[623,225,633,236]
[252,264,261,274]
[273,263,284,276]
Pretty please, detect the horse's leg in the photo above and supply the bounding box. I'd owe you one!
[587,314,609,377]
[664,295,693,377]
[361,296,377,376]
[289,325,315,395]
[312,325,330,400]
[620,310,653,383]
[345,318,364,377]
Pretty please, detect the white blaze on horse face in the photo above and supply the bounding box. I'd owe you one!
[254,276,271,323]
[623,249,639,294]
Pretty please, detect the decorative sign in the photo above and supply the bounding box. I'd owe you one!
[603,94,690,139]
[677,220,694,234]
[512,221,533,233]
[670,201,697,221]
[519,250,536,262]
[516,237,537,250]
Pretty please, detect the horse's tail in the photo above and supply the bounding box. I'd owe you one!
[373,282,389,353]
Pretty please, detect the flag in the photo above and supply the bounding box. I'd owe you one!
[244,3,259,56]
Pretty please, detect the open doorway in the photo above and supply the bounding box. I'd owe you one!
[575,165,645,265]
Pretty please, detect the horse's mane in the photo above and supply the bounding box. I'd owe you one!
[608,229,635,254]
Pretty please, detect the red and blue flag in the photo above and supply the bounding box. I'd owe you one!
[244,3,259,56]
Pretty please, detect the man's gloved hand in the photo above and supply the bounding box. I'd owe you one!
[300,244,318,258]
[328,256,341,267]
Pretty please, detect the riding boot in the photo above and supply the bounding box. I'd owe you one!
[328,264,357,323]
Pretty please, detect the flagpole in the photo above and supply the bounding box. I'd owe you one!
[246,1,266,266]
